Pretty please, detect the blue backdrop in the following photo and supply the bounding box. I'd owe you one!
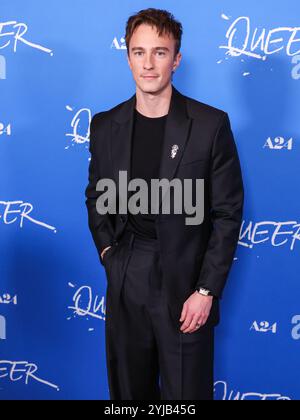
[1,0,299,400]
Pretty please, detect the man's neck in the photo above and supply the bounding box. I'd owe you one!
[135,83,172,118]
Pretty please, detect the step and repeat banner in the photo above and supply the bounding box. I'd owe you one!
[0,0,299,400]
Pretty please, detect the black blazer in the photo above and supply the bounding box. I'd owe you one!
[85,84,244,327]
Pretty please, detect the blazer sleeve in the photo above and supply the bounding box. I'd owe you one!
[85,113,115,265]
[195,112,244,298]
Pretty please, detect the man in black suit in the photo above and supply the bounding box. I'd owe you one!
[85,8,244,400]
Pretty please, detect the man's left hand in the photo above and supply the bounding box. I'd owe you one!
[179,292,213,333]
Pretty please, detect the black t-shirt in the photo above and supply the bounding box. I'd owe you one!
[126,108,168,239]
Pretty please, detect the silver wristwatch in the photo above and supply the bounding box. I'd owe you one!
[196,287,212,296]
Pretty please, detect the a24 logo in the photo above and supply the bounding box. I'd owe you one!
[251,321,277,334]
[0,122,11,136]
[0,294,17,305]
[111,36,126,50]
[264,137,293,151]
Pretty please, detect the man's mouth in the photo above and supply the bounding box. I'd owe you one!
[142,75,159,79]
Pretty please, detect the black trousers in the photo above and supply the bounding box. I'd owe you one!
[104,230,215,400]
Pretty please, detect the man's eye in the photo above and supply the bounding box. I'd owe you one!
[157,51,166,56]
[134,52,143,56]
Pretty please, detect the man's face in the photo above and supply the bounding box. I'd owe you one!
[127,23,182,94]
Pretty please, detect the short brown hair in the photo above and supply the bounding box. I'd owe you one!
[125,8,183,57]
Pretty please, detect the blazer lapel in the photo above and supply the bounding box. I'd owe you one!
[110,85,192,211]
[110,93,136,195]
[158,86,192,210]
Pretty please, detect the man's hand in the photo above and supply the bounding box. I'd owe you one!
[179,292,213,333]
[101,246,112,262]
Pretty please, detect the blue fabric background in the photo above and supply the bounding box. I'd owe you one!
[0,0,299,400]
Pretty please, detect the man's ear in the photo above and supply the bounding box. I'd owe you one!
[173,52,182,72]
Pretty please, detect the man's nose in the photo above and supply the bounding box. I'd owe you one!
[143,54,154,69]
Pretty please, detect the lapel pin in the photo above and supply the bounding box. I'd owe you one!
[171,144,179,159]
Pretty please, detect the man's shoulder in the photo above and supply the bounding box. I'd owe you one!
[184,92,227,124]
[91,96,133,125]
